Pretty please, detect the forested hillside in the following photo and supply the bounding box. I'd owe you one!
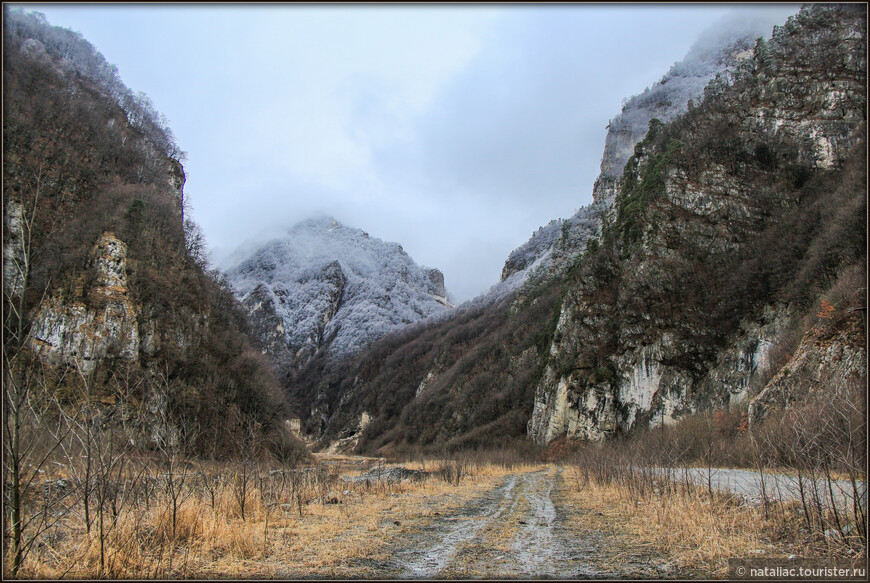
[4,6,864,579]
[294,4,866,456]
[3,8,290,459]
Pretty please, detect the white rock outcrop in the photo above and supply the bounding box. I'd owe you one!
[28,232,139,372]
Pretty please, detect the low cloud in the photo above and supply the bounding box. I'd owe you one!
[25,4,800,302]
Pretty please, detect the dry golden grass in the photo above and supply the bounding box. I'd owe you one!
[468,461,543,478]
[14,457,861,579]
[562,468,865,578]
[12,457,530,579]
[563,479,763,577]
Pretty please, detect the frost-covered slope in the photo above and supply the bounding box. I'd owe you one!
[592,11,780,204]
[300,4,863,453]
[226,217,451,369]
[498,10,791,291]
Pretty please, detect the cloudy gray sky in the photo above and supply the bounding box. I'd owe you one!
[14,3,799,302]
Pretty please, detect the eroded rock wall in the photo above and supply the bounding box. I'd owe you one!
[528,4,866,444]
[28,233,140,373]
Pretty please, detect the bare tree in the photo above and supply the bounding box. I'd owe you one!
[2,155,57,574]
[52,361,143,576]
[150,367,195,541]
[2,357,74,576]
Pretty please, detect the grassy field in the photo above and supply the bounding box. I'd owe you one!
[12,454,534,579]
[563,464,867,578]
[8,449,865,579]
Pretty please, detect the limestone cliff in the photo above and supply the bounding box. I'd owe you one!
[265,5,865,455]
[28,233,139,372]
[500,10,789,289]
[4,9,286,456]
[749,312,866,424]
[527,4,866,444]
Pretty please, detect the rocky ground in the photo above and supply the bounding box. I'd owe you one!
[260,456,868,579]
[390,467,671,579]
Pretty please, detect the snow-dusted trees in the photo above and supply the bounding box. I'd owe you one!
[4,8,185,164]
[228,217,452,369]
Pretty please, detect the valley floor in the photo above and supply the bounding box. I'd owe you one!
[16,455,864,579]
[275,465,680,579]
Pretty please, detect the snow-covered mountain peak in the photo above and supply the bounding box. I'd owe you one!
[226,217,451,369]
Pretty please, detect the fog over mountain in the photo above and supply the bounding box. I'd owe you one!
[4,5,864,575]
[226,216,450,370]
[15,4,800,302]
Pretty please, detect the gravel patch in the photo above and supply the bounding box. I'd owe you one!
[343,465,429,484]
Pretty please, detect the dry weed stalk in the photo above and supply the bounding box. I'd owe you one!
[11,453,521,578]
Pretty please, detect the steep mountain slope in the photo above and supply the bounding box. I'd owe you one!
[289,284,563,450]
[226,217,450,371]
[501,10,793,289]
[528,3,866,442]
[3,9,287,455]
[291,4,865,454]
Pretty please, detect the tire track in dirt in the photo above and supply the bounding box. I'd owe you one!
[511,467,595,577]
[396,468,599,578]
[397,474,520,577]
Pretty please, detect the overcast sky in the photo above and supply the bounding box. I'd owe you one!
[13,3,799,302]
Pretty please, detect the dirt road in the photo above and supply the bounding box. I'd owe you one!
[652,467,867,510]
[374,466,677,579]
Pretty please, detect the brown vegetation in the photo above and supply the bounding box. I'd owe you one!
[566,462,865,577]
[6,446,530,578]
[290,282,565,454]
[561,372,866,575]
[3,11,294,576]
[3,7,288,457]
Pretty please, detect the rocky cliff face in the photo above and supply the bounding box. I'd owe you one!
[500,10,796,290]
[4,9,287,456]
[527,4,866,444]
[226,217,451,370]
[749,311,866,424]
[255,5,864,455]
[28,233,140,372]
